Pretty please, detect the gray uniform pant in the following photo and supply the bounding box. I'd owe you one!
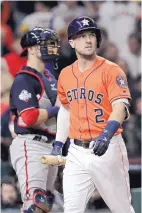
[10,134,58,202]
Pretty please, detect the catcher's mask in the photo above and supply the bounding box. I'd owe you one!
[20,27,60,62]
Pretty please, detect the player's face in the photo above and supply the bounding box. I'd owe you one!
[69,30,97,57]
[29,40,59,60]
[40,39,59,55]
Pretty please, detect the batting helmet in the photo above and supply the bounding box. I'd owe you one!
[67,16,102,48]
[20,27,60,62]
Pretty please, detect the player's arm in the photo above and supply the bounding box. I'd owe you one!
[50,104,70,156]
[92,65,131,156]
[32,91,61,126]
[50,71,70,156]
[29,95,61,126]
[98,98,130,142]
[109,103,126,123]
[11,76,59,128]
[56,104,70,142]
[55,72,70,144]
[21,107,59,127]
[102,65,131,136]
[109,98,130,124]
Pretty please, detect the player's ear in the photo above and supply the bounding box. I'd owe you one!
[69,39,75,49]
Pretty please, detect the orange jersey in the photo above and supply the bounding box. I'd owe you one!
[58,56,131,140]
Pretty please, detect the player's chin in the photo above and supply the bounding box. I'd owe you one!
[84,52,95,57]
[84,49,96,56]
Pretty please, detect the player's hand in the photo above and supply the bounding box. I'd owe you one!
[92,133,111,156]
[92,120,121,156]
[50,141,63,156]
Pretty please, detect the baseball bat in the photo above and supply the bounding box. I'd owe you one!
[40,155,66,166]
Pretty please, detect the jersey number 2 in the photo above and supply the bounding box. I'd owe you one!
[94,108,104,123]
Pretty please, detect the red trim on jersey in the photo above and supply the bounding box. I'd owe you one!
[21,108,39,126]
[24,141,29,196]
[19,70,44,101]
[19,107,36,115]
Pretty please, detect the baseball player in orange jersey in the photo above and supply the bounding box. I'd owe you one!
[50,16,135,213]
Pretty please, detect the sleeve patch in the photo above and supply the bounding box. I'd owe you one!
[19,90,32,102]
[116,75,128,88]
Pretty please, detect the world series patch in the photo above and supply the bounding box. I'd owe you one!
[116,75,128,88]
[19,90,32,102]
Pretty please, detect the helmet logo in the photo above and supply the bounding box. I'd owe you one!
[82,19,89,26]
[31,32,40,42]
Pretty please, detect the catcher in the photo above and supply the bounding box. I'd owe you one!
[9,27,60,213]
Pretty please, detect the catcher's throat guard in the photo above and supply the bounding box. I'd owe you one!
[23,189,54,213]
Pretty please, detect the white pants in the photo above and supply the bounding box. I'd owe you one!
[63,134,135,213]
[10,134,58,202]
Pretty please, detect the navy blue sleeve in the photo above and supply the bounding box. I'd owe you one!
[11,75,39,113]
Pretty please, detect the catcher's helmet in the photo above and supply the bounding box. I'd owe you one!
[67,16,102,48]
[20,27,60,62]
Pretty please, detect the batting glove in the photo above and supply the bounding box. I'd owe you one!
[92,120,120,156]
[50,141,63,156]
[92,133,111,156]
